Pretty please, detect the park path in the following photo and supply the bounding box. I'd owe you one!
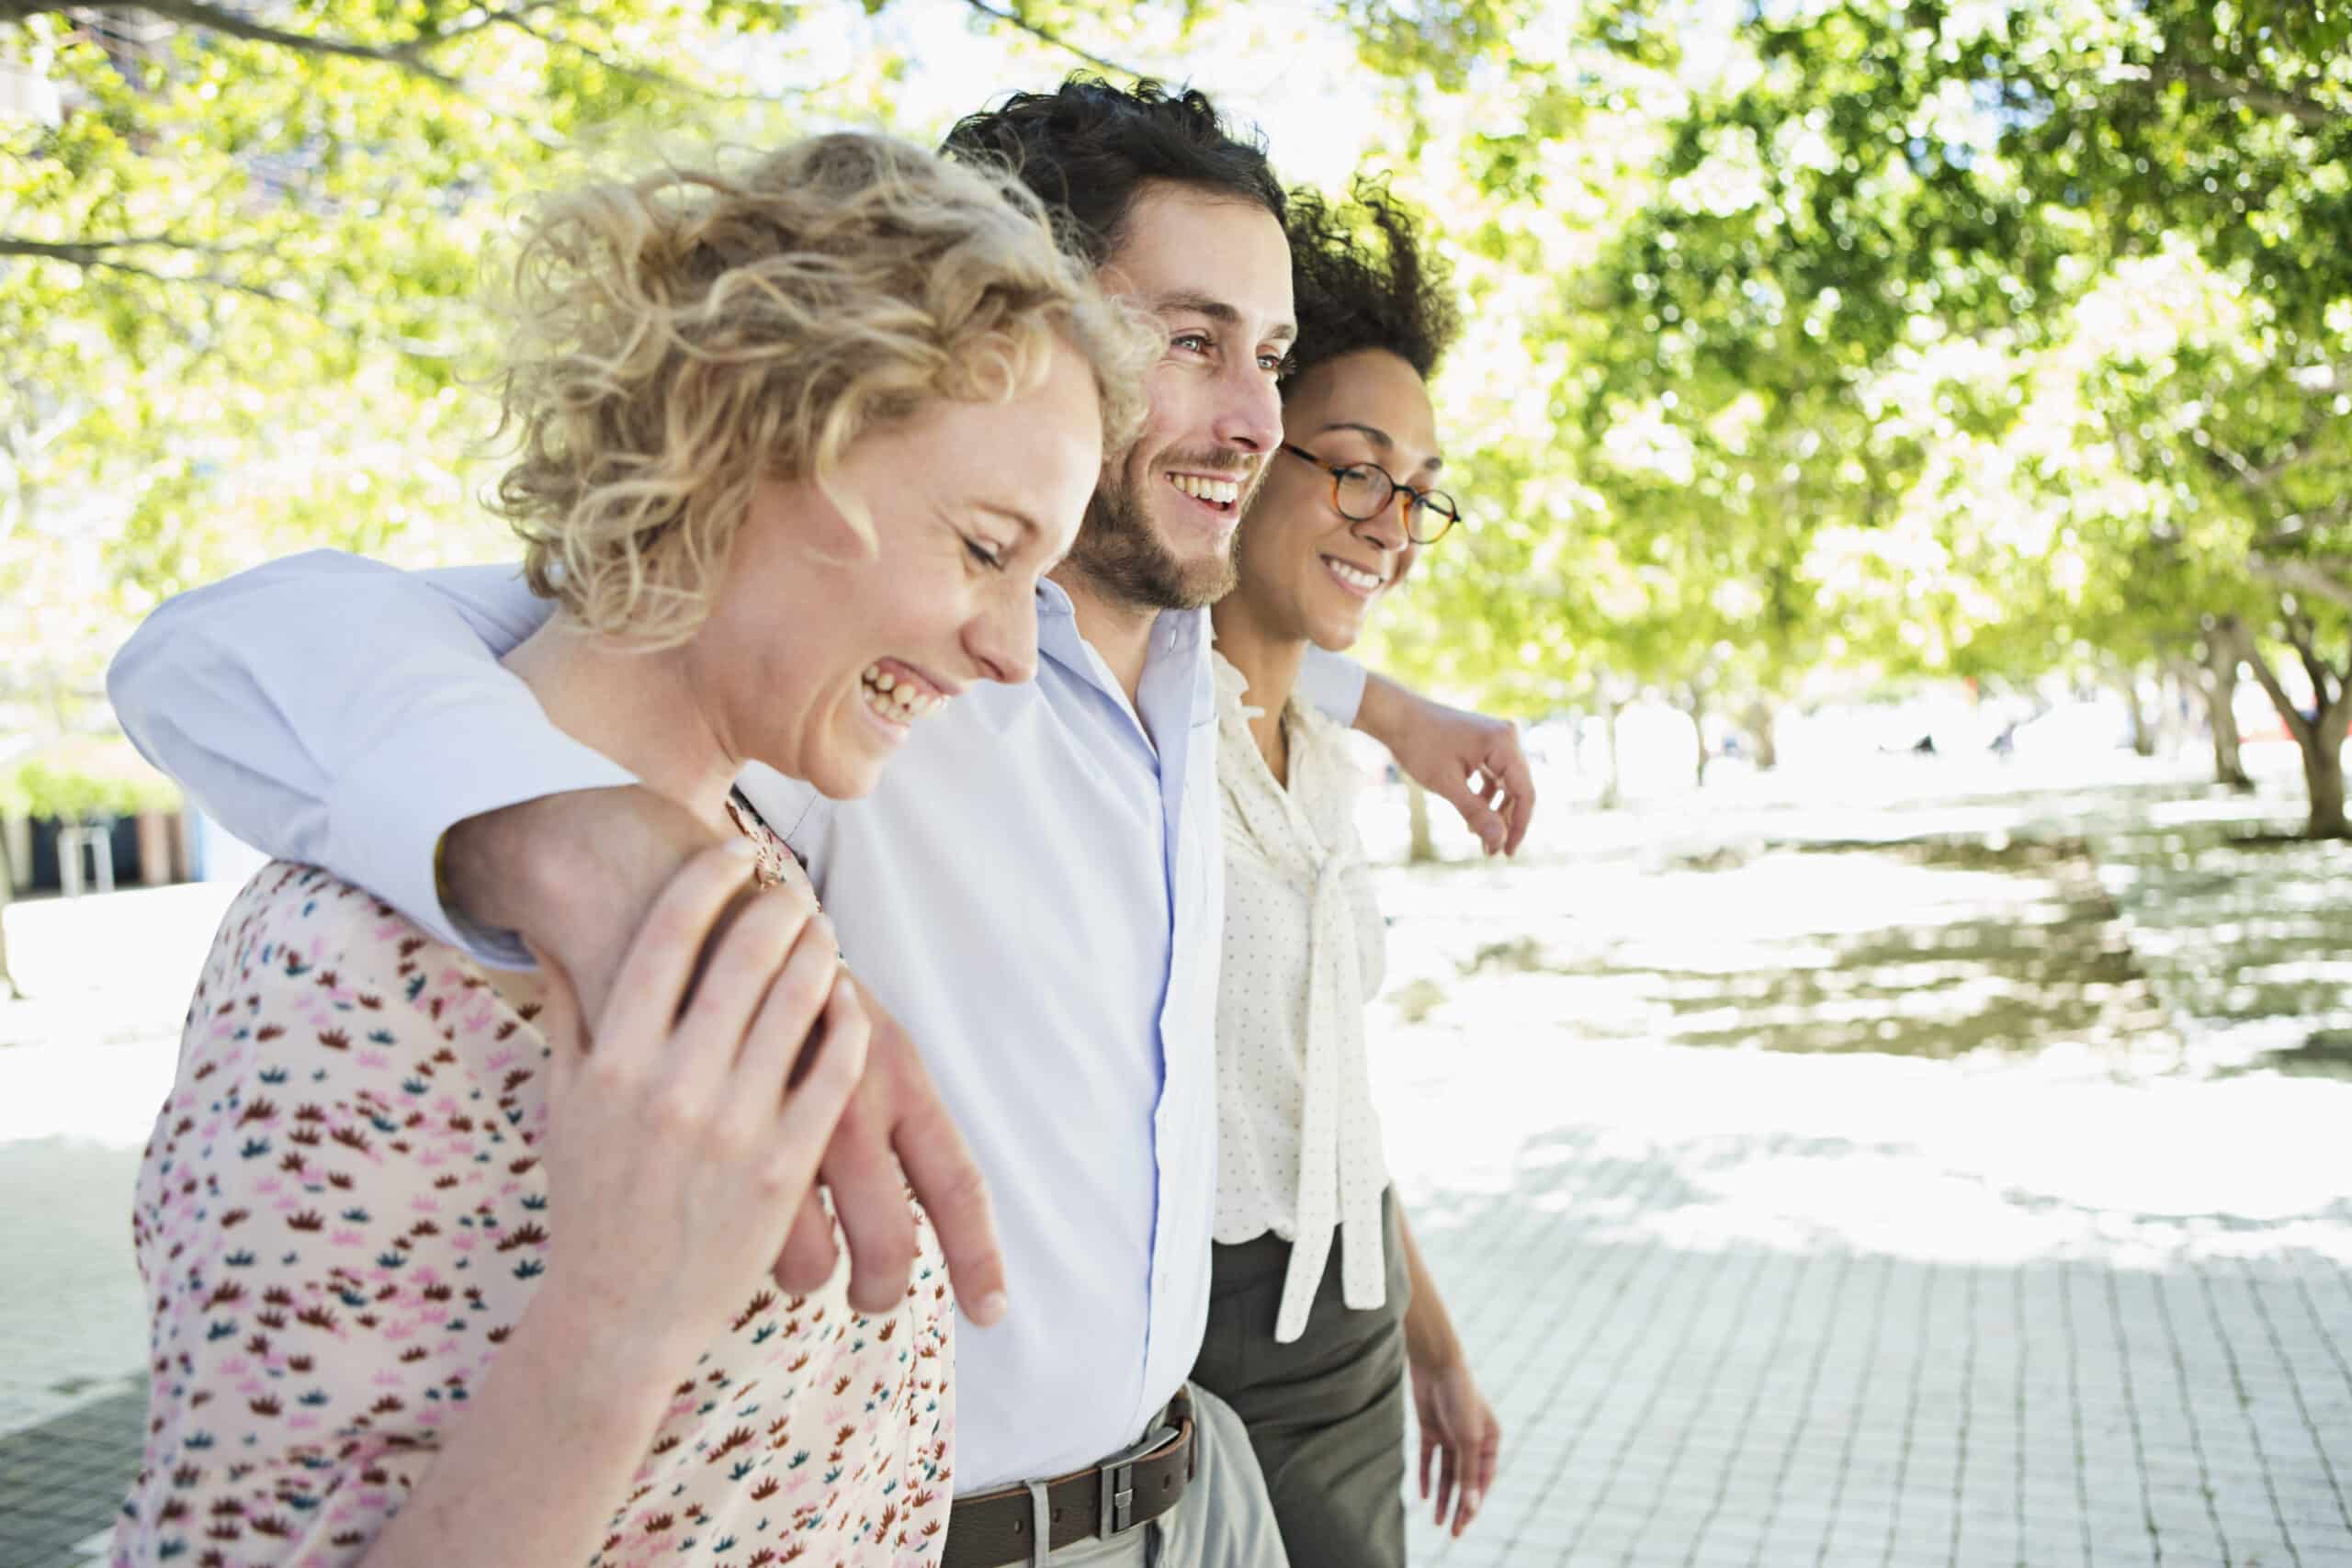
[5,758,2350,1567]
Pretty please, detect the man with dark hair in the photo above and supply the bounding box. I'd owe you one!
[110,75,1533,1566]
[943,79,1290,268]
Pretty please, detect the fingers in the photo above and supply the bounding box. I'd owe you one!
[1419,1429,1437,1501]
[1437,774,1509,857]
[1434,1435,1459,1529]
[595,841,763,1059]
[771,1190,842,1293]
[1463,1416,1499,1534]
[728,912,841,1108]
[659,880,822,1109]
[1450,1438,1480,1537]
[1489,737,1538,854]
[820,1057,924,1316]
[771,978,868,1173]
[895,1082,1007,1327]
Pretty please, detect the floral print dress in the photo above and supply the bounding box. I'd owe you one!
[113,840,953,1567]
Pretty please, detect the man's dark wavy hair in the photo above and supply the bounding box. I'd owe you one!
[1283,180,1461,392]
[941,75,1286,267]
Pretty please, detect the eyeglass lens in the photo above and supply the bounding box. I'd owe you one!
[1334,466,1459,541]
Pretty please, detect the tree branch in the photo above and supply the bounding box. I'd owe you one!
[0,234,257,265]
[2276,615,2348,717]
[30,1,774,102]
[2249,554,2352,616]
[961,0,1146,80]
[2154,61,2343,130]
[38,0,460,86]
[481,8,763,101]
[2223,615,2316,749]
[17,248,302,311]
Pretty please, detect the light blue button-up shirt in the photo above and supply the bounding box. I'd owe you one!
[107,551,1365,1491]
[741,578,1227,1484]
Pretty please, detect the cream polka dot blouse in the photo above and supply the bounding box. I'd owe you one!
[1207,650,1391,1344]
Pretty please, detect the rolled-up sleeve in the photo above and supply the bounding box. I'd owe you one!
[1296,647,1367,728]
[106,549,633,964]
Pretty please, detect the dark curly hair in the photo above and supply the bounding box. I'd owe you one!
[1283,180,1461,394]
[941,75,1285,268]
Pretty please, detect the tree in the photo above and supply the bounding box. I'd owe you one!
[1568,0,2352,830]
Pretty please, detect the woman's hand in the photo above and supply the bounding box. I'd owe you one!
[1410,1353,1501,1539]
[532,840,869,1374]
[453,784,1007,1329]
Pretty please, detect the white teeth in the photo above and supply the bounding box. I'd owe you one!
[1328,558,1383,592]
[1170,475,1239,506]
[862,666,944,724]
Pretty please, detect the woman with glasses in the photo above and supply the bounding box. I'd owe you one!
[1189,183,1500,1568]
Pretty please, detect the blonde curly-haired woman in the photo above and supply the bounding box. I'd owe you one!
[111,132,1151,1568]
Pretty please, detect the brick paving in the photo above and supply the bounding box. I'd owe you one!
[6,1045,2350,1568]
[6,808,2352,1566]
[1380,1037,2352,1568]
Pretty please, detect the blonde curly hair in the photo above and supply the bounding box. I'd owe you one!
[493,131,1156,645]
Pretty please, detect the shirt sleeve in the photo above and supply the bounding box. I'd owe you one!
[1296,647,1367,728]
[106,549,634,964]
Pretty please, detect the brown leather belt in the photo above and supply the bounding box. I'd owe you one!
[941,1390,1197,1567]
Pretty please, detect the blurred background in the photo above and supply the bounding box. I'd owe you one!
[4,5,2351,1566]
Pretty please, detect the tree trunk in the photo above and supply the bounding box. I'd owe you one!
[1599,693,1624,810]
[1682,687,1710,788]
[2227,616,2352,838]
[2184,641,2255,792]
[2113,667,2156,757]
[0,820,17,1000]
[1405,779,1437,864]
[2303,732,2348,839]
[1743,698,1780,771]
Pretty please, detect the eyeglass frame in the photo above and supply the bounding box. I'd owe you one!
[1279,443,1464,545]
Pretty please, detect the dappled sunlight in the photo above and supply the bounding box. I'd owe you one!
[1374,1026,2352,1276]
[1377,835,2181,1068]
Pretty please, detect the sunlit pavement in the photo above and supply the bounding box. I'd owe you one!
[6,755,2351,1566]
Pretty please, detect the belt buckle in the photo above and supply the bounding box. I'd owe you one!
[1097,1419,1177,1539]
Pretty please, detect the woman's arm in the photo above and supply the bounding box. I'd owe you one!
[356,1290,688,1567]
[1397,1201,1503,1539]
[133,849,865,1567]
[366,847,866,1565]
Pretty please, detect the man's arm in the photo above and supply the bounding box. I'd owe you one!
[1296,649,1536,855]
[107,549,624,961]
[111,551,1007,1321]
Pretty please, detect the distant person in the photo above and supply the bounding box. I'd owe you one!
[1189,184,1500,1568]
[109,131,1151,1566]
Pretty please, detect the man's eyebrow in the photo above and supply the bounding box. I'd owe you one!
[1151,289,1298,345]
[1317,420,1444,473]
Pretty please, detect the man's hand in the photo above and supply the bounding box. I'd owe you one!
[1356,676,1537,856]
[767,978,1007,1325]
[442,786,1007,1325]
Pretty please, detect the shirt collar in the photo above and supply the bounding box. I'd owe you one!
[1035,578,1204,661]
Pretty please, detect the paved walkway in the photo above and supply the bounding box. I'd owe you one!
[1380,1031,2352,1567]
[5,765,2351,1566]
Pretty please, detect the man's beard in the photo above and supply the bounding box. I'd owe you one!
[1065,459,1246,613]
